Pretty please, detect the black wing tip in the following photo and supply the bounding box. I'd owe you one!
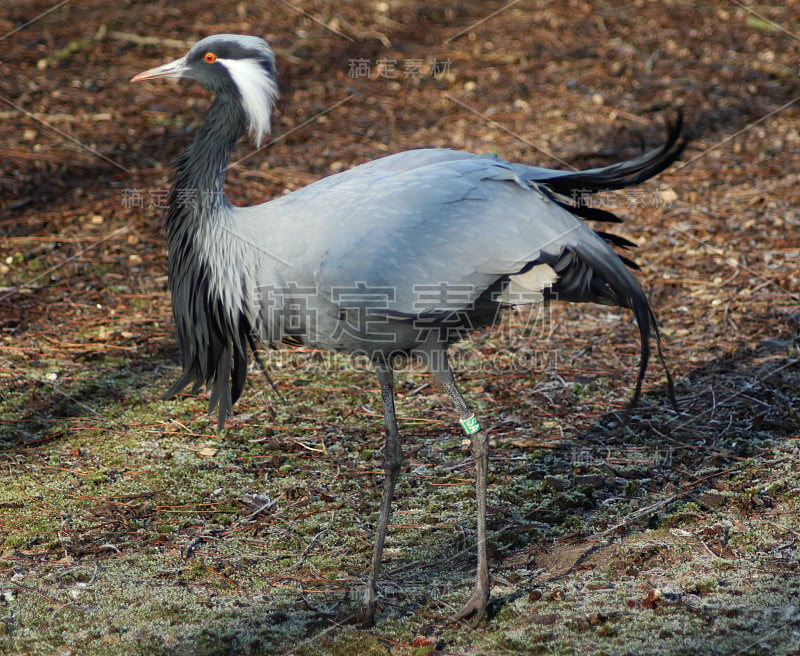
[545,111,688,195]
[628,306,680,411]
[636,108,688,180]
[596,110,688,188]
[653,109,688,175]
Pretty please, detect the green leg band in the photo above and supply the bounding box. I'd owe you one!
[460,413,482,435]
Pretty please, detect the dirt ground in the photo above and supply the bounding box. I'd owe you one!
[1,1,799,655]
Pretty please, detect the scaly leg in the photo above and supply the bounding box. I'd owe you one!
[428,348,491,626]
[355,358,403,627]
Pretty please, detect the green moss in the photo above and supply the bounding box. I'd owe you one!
[555,514,587,533]
[553,491,589,510]
[411,645,436,656]
[691,577,719,594]
[294,629,386,656]
[660,501,704,528]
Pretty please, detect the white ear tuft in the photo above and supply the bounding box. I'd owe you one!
[218,57,279,145]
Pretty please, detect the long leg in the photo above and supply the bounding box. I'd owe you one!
[355,357,403,627]
[426,347,491,626]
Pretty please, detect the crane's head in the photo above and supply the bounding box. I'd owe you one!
[132,34,278,144]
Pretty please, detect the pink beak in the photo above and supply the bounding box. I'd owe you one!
[131,56,189,83]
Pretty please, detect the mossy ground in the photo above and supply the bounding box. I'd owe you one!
[1,330,798,655]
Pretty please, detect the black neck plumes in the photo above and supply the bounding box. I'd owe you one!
[161,92,252,429]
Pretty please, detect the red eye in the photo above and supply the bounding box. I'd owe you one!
[204,52,217,63]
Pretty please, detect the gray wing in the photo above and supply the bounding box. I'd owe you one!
[304,152,634,314]
[234,145,672,322]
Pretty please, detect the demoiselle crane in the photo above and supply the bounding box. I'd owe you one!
[131,34,685,626]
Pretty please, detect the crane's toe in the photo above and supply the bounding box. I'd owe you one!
[352,601,378,628]
[331,599,377,628]
[451,585,490,628]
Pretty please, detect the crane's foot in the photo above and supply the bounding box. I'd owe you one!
[331,599,377,628]
[351,601,377,628]
[450,584,490,628]
[346,583,378,628]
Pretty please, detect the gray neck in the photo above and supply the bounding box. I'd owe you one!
[166,94,247,233]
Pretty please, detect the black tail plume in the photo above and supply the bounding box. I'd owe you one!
[545,113,687,200]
